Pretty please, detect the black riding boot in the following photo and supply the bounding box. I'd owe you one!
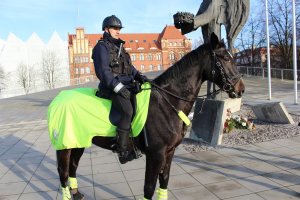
[117,128,136,164]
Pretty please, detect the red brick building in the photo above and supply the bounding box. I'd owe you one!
[68,26,192,85]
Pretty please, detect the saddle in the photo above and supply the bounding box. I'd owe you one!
[95,90,137,126]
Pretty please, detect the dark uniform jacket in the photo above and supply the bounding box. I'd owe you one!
[92,32,138,97]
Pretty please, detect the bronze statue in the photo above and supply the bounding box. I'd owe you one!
[174,0,250,52]
[174,0,249,98]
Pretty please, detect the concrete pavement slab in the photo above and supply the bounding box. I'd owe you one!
[205,180,252,199]
[0,77,299,199]
[257,187,300,200]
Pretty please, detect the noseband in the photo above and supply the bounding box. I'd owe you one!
[211,51,242,93]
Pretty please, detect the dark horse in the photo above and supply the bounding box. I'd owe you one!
[55,33,244,200]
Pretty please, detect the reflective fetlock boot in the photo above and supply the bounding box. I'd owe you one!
[69,177,84,200]
[61,186,71,200]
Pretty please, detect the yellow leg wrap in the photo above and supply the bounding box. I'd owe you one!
[61,186,71,200]
[68,177,78,189]
[157,188,168,200]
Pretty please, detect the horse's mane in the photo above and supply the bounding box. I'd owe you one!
[154,44,207,85]
[154,41,226,85]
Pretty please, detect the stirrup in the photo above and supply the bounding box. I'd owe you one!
[133,145,142,159]
[110,143,118,153]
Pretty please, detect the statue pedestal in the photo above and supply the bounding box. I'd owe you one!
[252,102,294,124]
[189,98,241,146]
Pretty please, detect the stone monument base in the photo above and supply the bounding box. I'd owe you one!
[189,98,242,146]
[251,102,294,124]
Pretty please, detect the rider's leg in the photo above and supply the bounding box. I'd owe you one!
[111,93,133,163]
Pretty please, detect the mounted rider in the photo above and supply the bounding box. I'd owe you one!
[92,15,148,164]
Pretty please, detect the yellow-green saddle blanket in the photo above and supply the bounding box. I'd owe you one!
[48,83,151,150]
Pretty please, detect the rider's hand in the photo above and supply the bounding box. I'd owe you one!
[135,73,149,84]
[118,87,131,99]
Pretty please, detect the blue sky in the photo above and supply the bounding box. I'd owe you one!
[0,0,257,43]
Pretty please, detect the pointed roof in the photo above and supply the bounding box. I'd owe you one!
[70,32,162,51]
[26,32,45,46]
[0,39,5,57]
[0,38,5,45]
[159,25,187,40]
[0,38,5,48]
[121,33,161,51]
[68,26,191,52]
[48,31,65,45]
[6,32,24,45]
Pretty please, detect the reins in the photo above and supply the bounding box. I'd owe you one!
[148,81,195,103]
[139,46,241,126]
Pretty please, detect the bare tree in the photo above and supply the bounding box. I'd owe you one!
[266,0,300,69]
[0,65,7,94]
[17,63,34,94]
[41,50,60,89]
[234,1,266,67]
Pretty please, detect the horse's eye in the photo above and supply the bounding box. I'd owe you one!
[224,55,230,61]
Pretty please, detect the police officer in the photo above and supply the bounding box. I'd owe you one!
[92,15,148,164]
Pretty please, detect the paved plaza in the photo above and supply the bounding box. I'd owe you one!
[0,77,300,200]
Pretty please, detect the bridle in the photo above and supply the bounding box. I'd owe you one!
[148,48,242,103]
[211,50,242,94]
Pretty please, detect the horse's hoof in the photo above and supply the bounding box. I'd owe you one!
[73,191,84,200]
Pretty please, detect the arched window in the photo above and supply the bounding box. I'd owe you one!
[140,54,144,61]
[156,54,161,61]
[169,52,175,60]
[80,67,84,74]
[85,67,90,74]
[179,52,185,59]
[131,54,136,61]
[149,64,153,71]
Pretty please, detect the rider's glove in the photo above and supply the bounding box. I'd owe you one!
[135,73,149,84]
[114,83,131,99]
[118,87,131,99]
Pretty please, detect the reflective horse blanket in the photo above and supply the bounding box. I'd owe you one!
[48,83,151,150]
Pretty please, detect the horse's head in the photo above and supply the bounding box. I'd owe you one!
[207,33,245,98]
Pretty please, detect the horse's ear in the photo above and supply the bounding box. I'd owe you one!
[210,32,219,50]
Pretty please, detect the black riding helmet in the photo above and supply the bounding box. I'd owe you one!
[102,15,124,30]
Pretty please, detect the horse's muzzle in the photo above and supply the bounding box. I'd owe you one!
[228,91,243,98]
